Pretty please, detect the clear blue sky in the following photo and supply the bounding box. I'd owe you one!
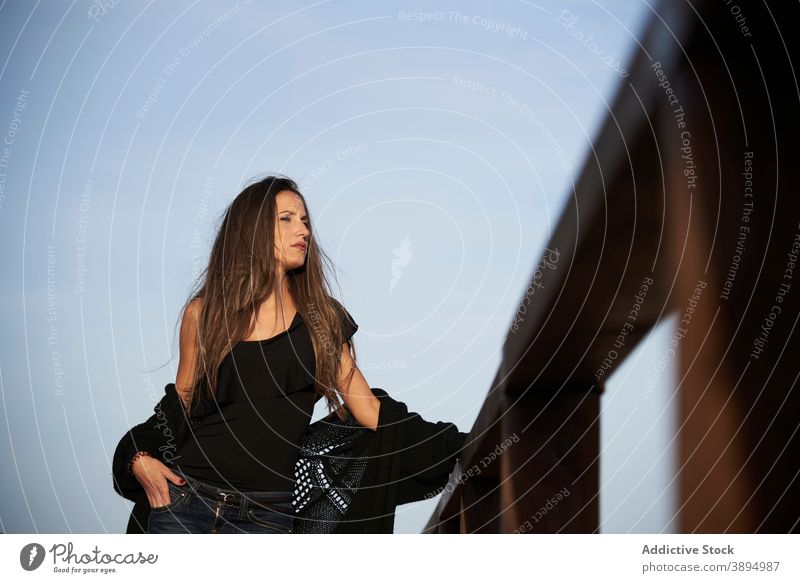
[0,0,676,533]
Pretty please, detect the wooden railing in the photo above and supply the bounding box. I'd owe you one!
[424,0,800,534]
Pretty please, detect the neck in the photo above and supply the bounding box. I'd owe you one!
[266,273,292,310]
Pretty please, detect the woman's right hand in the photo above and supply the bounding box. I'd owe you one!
[131,454,187,509]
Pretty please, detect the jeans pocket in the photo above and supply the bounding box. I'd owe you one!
[149,482,191,513]
[246,504,294,533]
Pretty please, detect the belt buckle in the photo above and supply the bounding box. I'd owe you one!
[219,492,235,506]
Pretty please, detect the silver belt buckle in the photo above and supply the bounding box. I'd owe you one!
[219,492,234,505]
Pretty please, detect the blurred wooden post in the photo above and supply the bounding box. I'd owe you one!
[663,1,800,533]
[498,385,600,533]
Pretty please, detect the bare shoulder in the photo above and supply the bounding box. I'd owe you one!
[182,298,203,329]
[186,297,204,317]
[179,298,204,351]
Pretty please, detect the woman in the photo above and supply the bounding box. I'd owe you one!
[131,175,381,534]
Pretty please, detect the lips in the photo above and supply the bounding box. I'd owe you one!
[292,243,307,250]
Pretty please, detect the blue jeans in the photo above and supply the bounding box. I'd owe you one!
[147,468,295,534]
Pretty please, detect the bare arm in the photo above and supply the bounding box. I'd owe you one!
[337,343,381,431]
[127,299,201,508]
[175,298,202,411]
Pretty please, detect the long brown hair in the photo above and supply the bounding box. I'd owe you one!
[181,175,356,420]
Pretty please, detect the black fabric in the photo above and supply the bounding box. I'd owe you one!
[112,385,466,534]
[170,302,357,492]
[291,409,374,533]
[325,389,467,534]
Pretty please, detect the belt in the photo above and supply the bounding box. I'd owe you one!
[177,469,293,509]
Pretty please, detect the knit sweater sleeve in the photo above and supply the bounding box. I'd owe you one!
[344,389,468,531]
[396,413,467,505]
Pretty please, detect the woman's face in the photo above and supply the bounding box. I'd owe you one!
[273,190,310,273]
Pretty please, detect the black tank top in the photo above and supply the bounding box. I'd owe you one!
[175,303,358,492]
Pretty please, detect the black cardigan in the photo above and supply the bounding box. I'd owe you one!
[112,383,466,533]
